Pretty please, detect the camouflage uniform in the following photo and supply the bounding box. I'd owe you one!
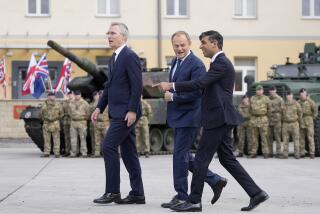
[282,99,302,158]
[62,99,72,155]
[40,100,64,156]
[69,98,90,157]
[94,107,109,157]
[249,95,270,156]
[237,101,251,155]
[299,97,318,157]
[136,99,152,155]
[268,94,284,156]
[89,100,97,156]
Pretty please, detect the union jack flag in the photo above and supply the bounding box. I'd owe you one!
[54,58,72,94]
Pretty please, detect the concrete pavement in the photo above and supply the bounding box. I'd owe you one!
[0,141,320,214]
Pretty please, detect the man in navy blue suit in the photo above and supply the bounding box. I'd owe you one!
[159,30,269,212]
[91,22,145,205]
[161,31,227,209]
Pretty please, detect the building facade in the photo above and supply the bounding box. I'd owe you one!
[0,0,319,99]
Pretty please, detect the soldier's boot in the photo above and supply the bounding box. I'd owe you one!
[145,152,150,158]
[294,154,300,159]
[310,154,315,159]
[280,153,288,159]
[248,154,257,158]
[237,153,243,157]
[41,154,50,158]
[55,154,61,158]
[263,154,269,159]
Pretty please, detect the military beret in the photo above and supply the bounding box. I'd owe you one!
[256,85,263,90]
[286,91,292,96]
[269,85,276,91]
[73,90,81,95]
[299,88,307,93]
[48,91,55,96]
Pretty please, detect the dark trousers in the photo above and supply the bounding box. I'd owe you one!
[173,127,221,200]
[102,119,144,196]
[189,125,262,203]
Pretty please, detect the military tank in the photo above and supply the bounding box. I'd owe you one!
[247,43,320,156]
[20,40,175,154]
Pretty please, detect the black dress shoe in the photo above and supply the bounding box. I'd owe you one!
[170,201,202,212]
[241,190,269,211]
[161,197,185,208]
[211,177,227,204]
[118,195,145,204]
[93,193,121,204]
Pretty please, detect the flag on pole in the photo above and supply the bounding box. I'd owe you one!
[22,54,37,96]
[0,57,7,98]
[32,53,49,98]
[54,58,72,94]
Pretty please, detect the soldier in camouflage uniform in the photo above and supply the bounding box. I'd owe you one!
[237,94,251,157]
[62,91,73,156]
[136,97,152,158]
[248,85,270,158]
[69,90,90,157]
[91,91,110,157]
[39,91,64,158]
[89,91,98,156]
[282,91,302,159]
[268,86,284,158]
[298,88,318,159]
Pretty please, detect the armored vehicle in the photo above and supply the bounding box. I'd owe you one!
[20,40,174,153]
[248,43,320,156]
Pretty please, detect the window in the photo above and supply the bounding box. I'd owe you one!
[166,0,188,17]
[302,0,320,18]
[97,0,120,17]
[234,58,256,95]
[234,0,257,18]
[27,0,50,16]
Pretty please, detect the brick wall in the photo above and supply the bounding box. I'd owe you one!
[0,100,42,138]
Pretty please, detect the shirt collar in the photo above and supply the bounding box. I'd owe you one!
[114,44,126,61]
[211,50,224,63]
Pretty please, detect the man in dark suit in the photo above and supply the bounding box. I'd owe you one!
[159,30,269,212]
[91,22,145,205]
[161,31,227,209]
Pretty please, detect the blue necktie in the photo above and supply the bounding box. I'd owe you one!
[110,53,116,72]
[172,59,181,79]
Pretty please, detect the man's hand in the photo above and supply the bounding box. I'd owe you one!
[125,111,137,127]
[164,91,173,102]
[158,82,173,92]
[91,108,100,125]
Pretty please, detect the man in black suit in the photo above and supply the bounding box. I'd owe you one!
[159,30,269,212]
[161,31,227,209]
[91,22,145,205]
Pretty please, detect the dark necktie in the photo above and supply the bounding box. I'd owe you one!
[172,59,181,79]
[110,52,116,72]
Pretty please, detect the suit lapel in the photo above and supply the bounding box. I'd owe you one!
[169,58,177,82]
[172,53,192,82]
[109,46,127,83]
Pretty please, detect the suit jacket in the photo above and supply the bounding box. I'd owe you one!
[97,46,142,119]
[175,53,243,129]
[167,52,205,128]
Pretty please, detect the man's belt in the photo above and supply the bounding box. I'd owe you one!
[252,114,267,117]
[72,118,86,121]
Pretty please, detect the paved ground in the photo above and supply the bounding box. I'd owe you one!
[0,140,320,214]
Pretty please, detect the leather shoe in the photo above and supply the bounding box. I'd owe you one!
[241,190,269,211]
[118,195,145,204]
[211,177,227,204]
[170,201,202,212]
[93,193,121,204]
[161,197,185,208]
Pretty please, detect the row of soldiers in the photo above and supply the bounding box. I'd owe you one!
[237,85,318,159]
[39,90,152,158]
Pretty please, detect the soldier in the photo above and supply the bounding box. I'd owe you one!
[92,91,109,157]
[69,90,90,157]
[39,91,64,158]
[237,94,251,157]
[89,91,98,156]
[136,97,152,158]
[248,85,270,158]
[268,86,284,158]
[298,88,318,159]
[282,91,302,159]
[62,91,74,156]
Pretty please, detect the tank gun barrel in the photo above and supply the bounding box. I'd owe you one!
[47,40,106,83]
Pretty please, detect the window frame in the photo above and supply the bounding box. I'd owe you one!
[302,0,320,19]
[96,0,121,18]
[165,0,189,19]
[233,0,257,20]
[26,0,51,17]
